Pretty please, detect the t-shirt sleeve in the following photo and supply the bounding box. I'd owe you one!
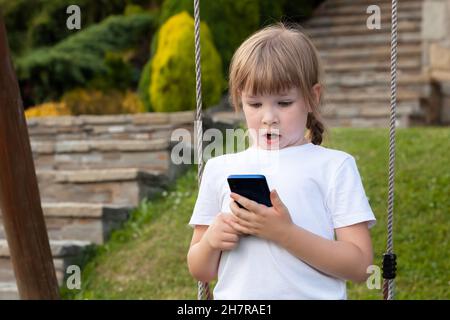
[188,158,221,228]
[326,156,376,229]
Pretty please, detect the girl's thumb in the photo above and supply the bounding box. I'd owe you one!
[270,189,283,208]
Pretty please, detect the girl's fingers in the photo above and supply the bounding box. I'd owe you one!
[229,220,252,235]
[230,192,262,214]
[223,219,239,233]
[230,201,254,222]
[222,232,239,243]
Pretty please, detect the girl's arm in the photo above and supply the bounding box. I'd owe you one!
[187,213,242,282]
[278,221,373,283]
[187,225,222,283]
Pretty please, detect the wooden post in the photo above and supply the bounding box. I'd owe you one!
[0,14,59,299]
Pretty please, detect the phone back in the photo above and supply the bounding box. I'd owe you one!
[227,174,272,208]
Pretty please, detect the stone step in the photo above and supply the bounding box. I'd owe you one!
[27,112,195,128]
[28,122,185,142]
[0,239,91,259]
[305,10,421,27]
[0,282,18,300]
[325,84,428,100]
[323,58,421,73]
[307,20,419,38]
[324,72,430,88]
[323,114,417,128]
[319,45,422,62]
[0,257,67,286]
[312,32,420,48]
[26,111,195,141]
[317,1,422,17]
[323,0,421,7]
[322,101,423,118]
[31,138,173,171]
[0,203,131,244]
[36,168,169,206]
[323,88,423,104]
[0,239,91,300]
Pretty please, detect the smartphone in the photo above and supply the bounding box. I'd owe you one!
[227,174,273,209]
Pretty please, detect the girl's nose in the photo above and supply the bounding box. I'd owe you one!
[262,107,279,126]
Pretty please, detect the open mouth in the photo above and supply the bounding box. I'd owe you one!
[263,133,280,143]
[266,133,279,140]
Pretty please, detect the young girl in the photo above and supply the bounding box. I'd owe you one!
[187,22,376,300]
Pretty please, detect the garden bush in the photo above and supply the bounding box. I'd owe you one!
[0,0,147,57]
[136,23,161,112]
[24,101,71,118]
[159,0,259,76]
[15,13,158,106]
[137,59,153,112]
[62,88,145,115]
[150,12,223,112]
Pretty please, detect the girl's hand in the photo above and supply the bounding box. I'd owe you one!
[228,190,293,245]
[203,212,242,251]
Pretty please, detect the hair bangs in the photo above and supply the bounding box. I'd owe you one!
[240,44,300,97]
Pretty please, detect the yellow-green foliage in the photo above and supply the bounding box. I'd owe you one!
[63,89,145,115]
[25,102,71,118]
[150,12,224,112]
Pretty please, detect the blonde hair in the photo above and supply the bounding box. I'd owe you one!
[228,22,327,145]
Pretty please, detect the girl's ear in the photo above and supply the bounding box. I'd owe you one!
[307,83,322,112]
[311,83,322,108]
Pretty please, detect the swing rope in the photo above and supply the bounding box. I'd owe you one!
[193,0,212,300]
[382,0,398,300]
[192,0,398,301]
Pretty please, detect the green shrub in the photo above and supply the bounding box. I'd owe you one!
[62,88,145,115]
[137,59,153,112]
[258,0,284,26]
[150,12,223,113]
[0,0,35,58]
[0,0,137,57]
[25,101,71,118]
[159,0,259,76]
[16,13,158,105]
[124,4,146,15]
[279,0,318,23]
[136,26,160,112]
[88,51,136,91]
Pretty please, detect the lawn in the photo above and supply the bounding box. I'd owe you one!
[62,127,450,300]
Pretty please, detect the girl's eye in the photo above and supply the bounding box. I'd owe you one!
[279,101,292,106]
[249,103,261,107]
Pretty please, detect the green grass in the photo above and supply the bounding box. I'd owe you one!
[62,127,450,300]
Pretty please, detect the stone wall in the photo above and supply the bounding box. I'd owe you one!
[422,0,450,124]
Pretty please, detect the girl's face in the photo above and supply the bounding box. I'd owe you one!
[241,86,320,150]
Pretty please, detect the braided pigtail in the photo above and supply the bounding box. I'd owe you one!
[306,112,325,145]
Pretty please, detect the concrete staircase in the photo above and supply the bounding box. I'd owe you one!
[303,0,431,127]
[0,111,207,299]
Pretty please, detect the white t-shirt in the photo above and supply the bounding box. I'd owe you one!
[189,142,376,300]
